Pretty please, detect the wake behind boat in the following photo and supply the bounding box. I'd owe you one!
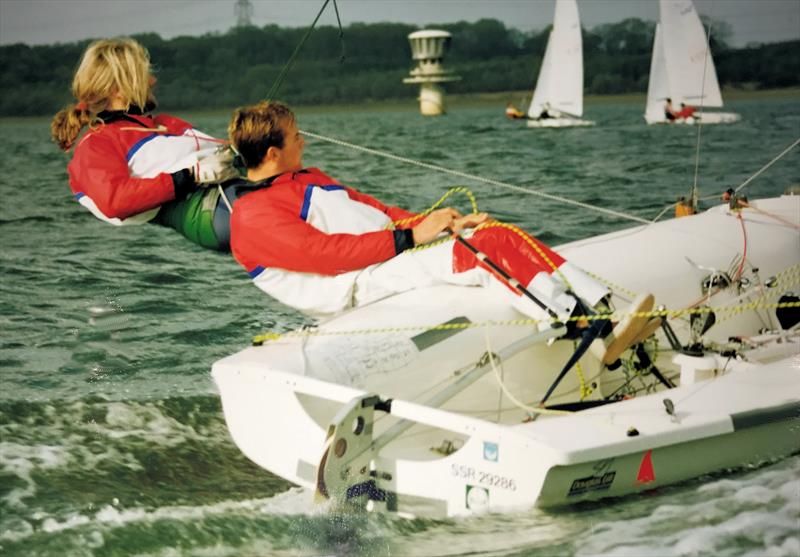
[644,0,741,125]
[212,193,800,517]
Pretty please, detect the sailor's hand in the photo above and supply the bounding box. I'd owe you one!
[412,208,462,245]
[191,148,239,185]
[452,212,489,233]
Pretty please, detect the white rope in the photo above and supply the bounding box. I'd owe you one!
[735,137,800,194]
[649,136,800,222]
[483,325,570,416]
[302,126,797,229]
[218,184,234,213]
[650,204,675,224]
[301,129,652,225]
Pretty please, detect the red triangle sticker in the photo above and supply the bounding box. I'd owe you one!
[637,449,656,484]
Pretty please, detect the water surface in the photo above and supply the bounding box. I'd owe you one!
[1,97,799,556]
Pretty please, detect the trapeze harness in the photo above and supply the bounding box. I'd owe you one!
[160,172,287,251]
[156,184,234,251]
[200,174,287,248]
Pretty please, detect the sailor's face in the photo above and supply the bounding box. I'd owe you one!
[278,119,304,171]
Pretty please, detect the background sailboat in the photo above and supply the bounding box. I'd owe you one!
[645,0,741,125]
[526,0,594,128]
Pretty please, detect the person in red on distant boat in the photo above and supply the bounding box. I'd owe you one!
[50,38,239,250]
[224,100,658,364]
[676,102,697,120]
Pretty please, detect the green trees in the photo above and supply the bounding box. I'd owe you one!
[1,18,796,116]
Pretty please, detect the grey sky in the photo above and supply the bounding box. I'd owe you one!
[0,0,798,47]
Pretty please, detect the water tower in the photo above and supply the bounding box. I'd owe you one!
[403,30,461,116]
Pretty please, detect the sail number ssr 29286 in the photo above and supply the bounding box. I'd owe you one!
[451,463,517,491]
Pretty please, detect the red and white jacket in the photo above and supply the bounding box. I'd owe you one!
[230,168,418,315]
[68,112,221,225]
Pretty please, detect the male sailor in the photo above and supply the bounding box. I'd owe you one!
[664,98,678,122]
[223,100,658,368]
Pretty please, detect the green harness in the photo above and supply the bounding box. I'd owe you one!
[155,187,225,251]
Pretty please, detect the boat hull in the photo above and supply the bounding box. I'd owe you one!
[213,351,800,516]
[526,117,595,128]
[536,399,800,507]
[646,111,742,125]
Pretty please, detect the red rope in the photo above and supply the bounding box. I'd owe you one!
[740,201,800,230]
[734,211,748,281]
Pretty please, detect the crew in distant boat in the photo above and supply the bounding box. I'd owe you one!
[644,0,740,125]
[676,102,697,121]
[225,100,658,364]
[505,102,526,119]
[51,38,239,251]
[664,98,677,122]
[537,102,554,120]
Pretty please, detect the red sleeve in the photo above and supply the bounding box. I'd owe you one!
[232,191,398,276]
[343,187,420,229]
[68,133,176,219]
[153,114,194,134]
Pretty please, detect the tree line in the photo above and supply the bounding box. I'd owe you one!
[1,18,797,116]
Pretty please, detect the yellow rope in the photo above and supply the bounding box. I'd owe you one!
[716,263,800,325]
[254,187,799,346]
[387,186,479,252]
[573,340,593,400]
[389,186,573,287]
[389,186,479,229]
[586,271,640,300]
[474,220,572,288]
[252,300,800,345]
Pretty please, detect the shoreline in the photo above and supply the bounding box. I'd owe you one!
[416,86,800,108]
[281,86,800,115]
[3,87,798,122]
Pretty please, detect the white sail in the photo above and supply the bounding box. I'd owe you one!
[527,0,583,119]
[645,0,735,124]
[645,24,670,123]
[661,0,722,107]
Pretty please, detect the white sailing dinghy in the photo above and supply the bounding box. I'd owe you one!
[526,0,594,128]
[213,193,799,517]
[644,0,741,125]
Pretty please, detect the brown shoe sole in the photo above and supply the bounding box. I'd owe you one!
[603,294,655,365]
[631,317,663,345]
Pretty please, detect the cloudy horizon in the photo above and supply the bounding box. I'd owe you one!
[1,0,798,48]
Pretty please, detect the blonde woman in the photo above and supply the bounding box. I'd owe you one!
[51,38,238,250]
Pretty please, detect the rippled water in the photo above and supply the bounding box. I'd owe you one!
[1,97,799,556]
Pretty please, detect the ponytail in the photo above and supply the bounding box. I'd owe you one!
[51,38,153,151]
[51,102,97,151]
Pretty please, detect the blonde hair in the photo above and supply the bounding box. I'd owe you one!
[51,38,152,151]
[228,101,296,168]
